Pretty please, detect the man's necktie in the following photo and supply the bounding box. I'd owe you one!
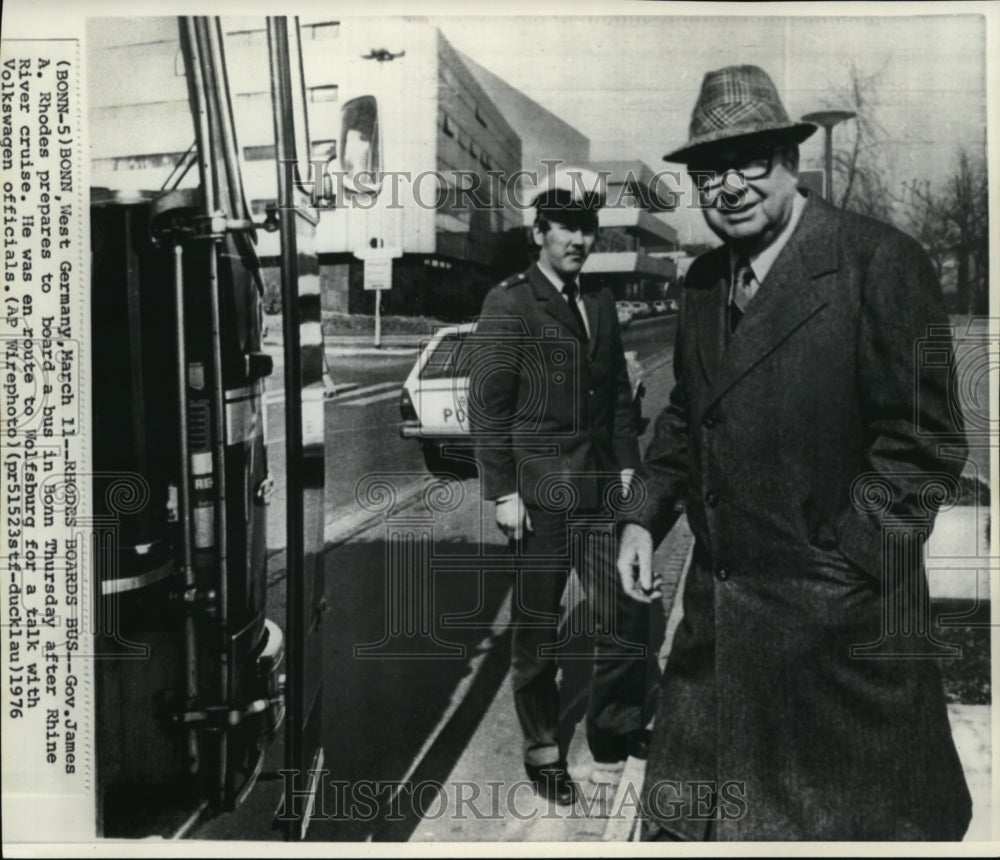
[730,256,755,332]
[562,281,589,341]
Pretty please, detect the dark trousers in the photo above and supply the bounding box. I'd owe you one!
[510,506,650,766]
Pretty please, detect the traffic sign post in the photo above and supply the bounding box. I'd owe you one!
[355,245,401,348]
[363,257,393,290]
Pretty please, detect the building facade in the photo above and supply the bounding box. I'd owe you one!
[88,16,524,321]
[88,16,680,320]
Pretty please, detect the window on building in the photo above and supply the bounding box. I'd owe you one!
[226,29,267,48]
[244,144,276,161]
[237,92,271,110]
[474,104,488,128]
[311,138,337,160]
[309,85,339,103]
[302,21,339,40]
[441,112,455,138]
[109,152,189,171]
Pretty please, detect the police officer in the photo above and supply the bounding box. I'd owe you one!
[471,165,653,805]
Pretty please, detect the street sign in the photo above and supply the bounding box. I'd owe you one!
[364,256,393,290]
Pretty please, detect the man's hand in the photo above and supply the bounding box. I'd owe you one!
[617,523,662,603]
[495,493,533,541]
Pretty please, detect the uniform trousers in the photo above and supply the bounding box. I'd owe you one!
[509,505,651,766]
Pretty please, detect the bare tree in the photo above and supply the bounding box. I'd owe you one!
[899,148,989,315]
[899,177,953,280]
[822,63,989,315]
[946,148,989,315]
[823,60,897,223]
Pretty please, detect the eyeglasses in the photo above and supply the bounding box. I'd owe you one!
[688,151,774,202]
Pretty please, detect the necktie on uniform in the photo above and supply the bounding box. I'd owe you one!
[562,281,589,341]
[730,256,755,332]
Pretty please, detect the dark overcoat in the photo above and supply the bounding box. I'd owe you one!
[471,263,640,511]
[634,193,972,840]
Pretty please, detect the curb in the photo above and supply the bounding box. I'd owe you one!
[642,351,673,375]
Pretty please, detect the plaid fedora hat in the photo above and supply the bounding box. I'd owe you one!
[664,65,817,163]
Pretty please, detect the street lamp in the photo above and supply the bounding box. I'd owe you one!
[801,109,856,203]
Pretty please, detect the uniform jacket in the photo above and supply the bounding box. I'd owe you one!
[633,192,972,840]
[471,263,640,512]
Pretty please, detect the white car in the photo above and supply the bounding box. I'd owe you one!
[398,323,478,476]
[399,322,645,476]
[628,301,650,318]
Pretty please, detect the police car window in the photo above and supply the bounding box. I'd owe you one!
[419,334,464,380]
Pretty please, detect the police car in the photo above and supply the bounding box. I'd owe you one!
[399,322,646,477]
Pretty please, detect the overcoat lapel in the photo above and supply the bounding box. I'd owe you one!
[528,264,589,343]
[698,196,841,419]
[690,250,730,384]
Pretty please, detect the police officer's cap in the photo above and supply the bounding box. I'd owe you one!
[532,165,605,218]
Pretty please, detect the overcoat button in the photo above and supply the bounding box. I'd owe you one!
[703,414,716,429]
[716,567,730,581]
[705,491,719,507]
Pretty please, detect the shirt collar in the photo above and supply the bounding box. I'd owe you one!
[730,190,808,284]
[537,257,579,295]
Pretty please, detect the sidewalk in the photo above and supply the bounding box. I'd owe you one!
[407,509,993,843]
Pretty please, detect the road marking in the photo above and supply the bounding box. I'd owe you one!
[642,351,674,374]
[339,388,401,407]
[337,380,399,397]
[265,380,394,408]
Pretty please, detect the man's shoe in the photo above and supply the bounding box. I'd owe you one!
[591,727,653,766]
[525,761,577,806]
[626,727,652,760]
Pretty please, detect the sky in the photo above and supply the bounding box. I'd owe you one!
[429,10,989,243]
[7,0,990,247]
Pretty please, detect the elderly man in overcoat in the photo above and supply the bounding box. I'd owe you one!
[617,65,972,840]
[471,167,651,806]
